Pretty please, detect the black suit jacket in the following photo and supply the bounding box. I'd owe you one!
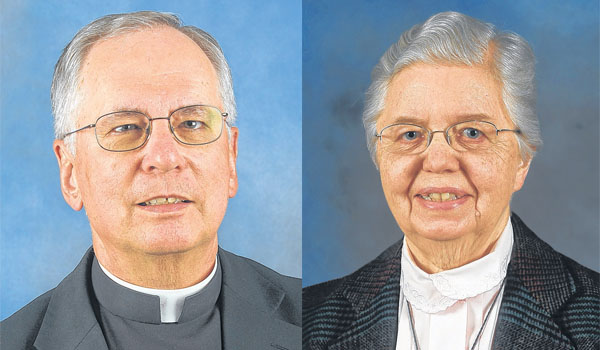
[1,248,301,350]
[303,213,600,349]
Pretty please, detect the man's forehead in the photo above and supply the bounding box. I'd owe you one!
[81,26,215,78]
[76,26,220,117]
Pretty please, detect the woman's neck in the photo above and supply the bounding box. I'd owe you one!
[404,214,509,274]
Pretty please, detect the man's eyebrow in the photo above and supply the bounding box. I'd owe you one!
[105,103,205,116]
[105,106,147,114]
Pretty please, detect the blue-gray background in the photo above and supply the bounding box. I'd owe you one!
[303,0,599,287]
[1,1,301,320]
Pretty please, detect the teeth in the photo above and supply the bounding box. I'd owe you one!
[142,197,186,206]
[420,192,461,202]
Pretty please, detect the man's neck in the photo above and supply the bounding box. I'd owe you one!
[92,235,218,289]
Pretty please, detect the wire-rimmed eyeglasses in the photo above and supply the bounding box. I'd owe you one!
[375,120,521,155]
[64,104,228,152]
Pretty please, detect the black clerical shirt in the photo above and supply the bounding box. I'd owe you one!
[91,257,222,350]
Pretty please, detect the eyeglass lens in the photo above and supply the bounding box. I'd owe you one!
[379,121,500,154]
[95,105,224,151]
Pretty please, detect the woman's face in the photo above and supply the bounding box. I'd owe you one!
[376,62,531,244]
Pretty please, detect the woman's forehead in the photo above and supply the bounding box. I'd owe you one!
[380,63,509,128]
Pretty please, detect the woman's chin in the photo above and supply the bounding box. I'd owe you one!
[404,216,473,243]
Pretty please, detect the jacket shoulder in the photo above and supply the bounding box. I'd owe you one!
[510,213,599,347]
[303,240,402,309]
[562,254,599,295]
[1,289,54,349]
[219,248,301,293]
[303,276,346,309]
[302,241,402,346]
[555,254,599,347]
[219,248,301,325]
[512,213,599,309]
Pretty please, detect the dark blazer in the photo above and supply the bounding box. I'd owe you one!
[303,213,600,350]
[1,248,301,350]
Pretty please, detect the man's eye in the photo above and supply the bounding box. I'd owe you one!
[462,128,482,139]
[402,131,421,141]
[180,120,205,130]
[113,124,141,133]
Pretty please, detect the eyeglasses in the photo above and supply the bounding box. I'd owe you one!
[64,105,228,152]
[375,120,521,155]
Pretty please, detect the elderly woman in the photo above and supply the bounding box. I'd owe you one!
[303,12,599,350]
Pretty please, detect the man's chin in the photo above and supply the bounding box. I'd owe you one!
[130,231,215,257]
[136,243,202,257]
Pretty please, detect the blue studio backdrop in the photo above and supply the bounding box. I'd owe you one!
[1,1,301,320]
[302,0,599,286]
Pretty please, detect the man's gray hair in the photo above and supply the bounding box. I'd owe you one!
[363,11,542,167]
[51,11,236,152]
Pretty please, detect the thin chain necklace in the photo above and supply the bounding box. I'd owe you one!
[406,278,506,350]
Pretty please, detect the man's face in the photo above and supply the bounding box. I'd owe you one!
[55,27,238,257]
[376,62,530,244]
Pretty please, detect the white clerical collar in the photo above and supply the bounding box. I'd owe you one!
[98,255,219,323]
[401,217,513,313]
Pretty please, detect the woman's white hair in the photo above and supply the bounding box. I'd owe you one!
[51,11,236,153]
[363,11,542,167]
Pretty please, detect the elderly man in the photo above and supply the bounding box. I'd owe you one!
[1,11,300,350]
[303,12,599,350]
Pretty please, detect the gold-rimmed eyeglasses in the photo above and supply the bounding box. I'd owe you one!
[375,120,521,155]
[64,105,228,152]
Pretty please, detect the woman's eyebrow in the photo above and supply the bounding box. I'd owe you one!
[454,113,494,122]
[389,113,495,126]
[389,116,424,125]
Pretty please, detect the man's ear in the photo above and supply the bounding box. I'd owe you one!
[53,139,83,211]
[227,127,239,198]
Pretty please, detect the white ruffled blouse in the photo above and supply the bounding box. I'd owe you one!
[396,218,513,350]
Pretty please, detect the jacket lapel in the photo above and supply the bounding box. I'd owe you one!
[323,214,577,350]
[327,242,402,350]
[492,214,575,350]
[218,248,301,350]
[33,248,109,350]
[33,247,301,349]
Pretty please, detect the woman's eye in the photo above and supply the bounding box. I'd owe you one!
[462,128,481,139]
[113,124,140,133]
[181,120,204,129]
[402,131,421,141]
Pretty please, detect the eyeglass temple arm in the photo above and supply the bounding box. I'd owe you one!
[497,128,522,135]
[64,123,96,137]
[374,133,383,143]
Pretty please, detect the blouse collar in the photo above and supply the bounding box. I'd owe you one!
[401,217,513,313]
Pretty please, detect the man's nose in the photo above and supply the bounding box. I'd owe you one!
[422,131,459,173]
[140,119,186,173]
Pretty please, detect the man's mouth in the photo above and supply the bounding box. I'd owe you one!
[417,192,465,202]
[138,197,193,206]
